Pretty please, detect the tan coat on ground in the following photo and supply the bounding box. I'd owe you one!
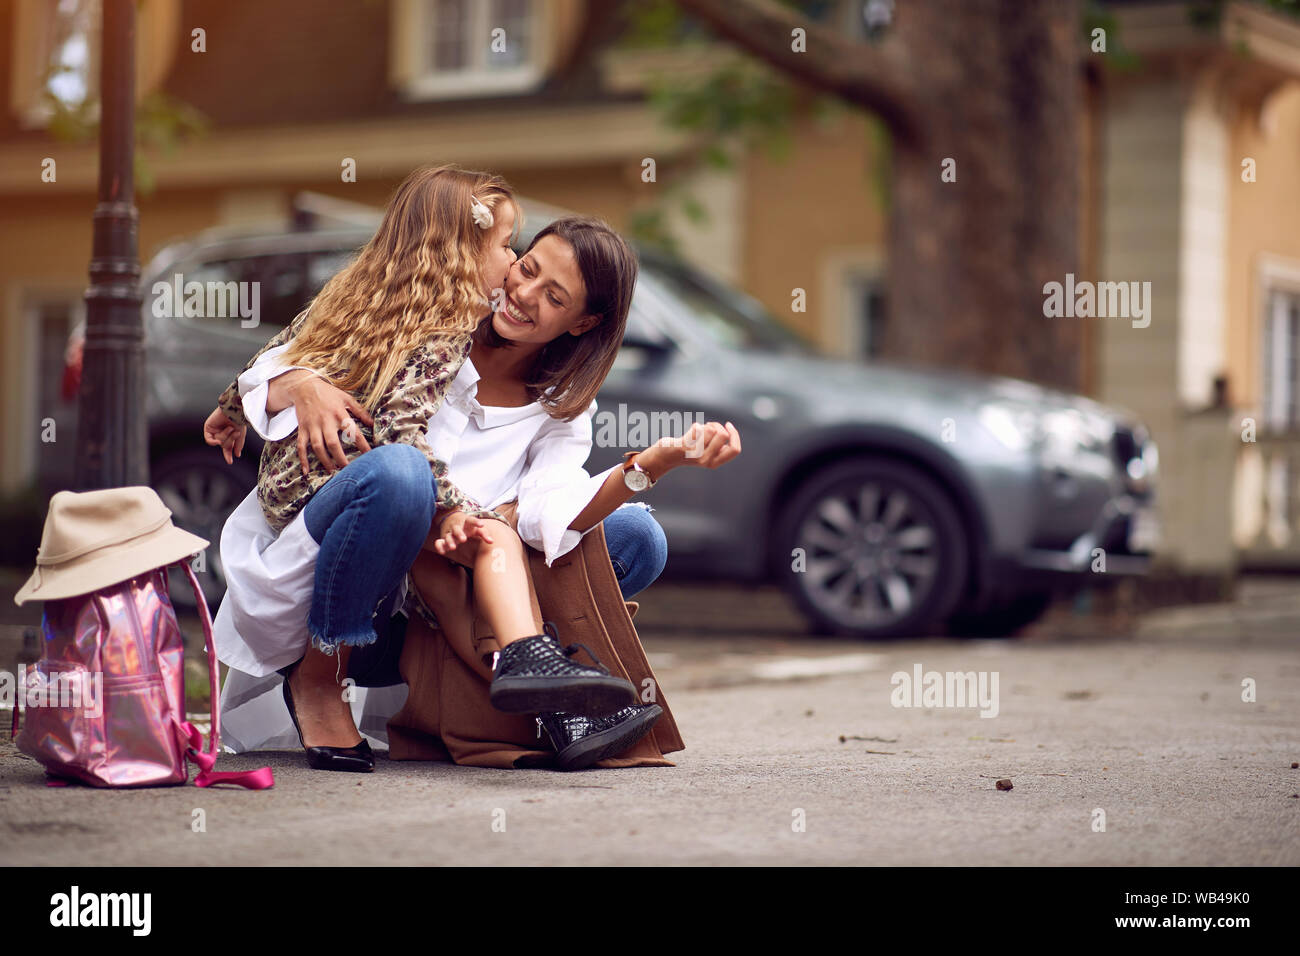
[387,507,684,768]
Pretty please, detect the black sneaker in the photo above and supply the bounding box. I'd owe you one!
[489,625,636,717]
[537,704,664,771]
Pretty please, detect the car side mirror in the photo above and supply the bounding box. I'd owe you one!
[614,328,673,373]
[620,329,673,353]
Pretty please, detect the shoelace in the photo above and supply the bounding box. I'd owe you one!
[541,621,611,676]
[562,641,610,675]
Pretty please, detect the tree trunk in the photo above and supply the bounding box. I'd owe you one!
[674,0,1082,390]
[884,0,1081,389]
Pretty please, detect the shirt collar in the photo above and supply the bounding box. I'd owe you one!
[449,357,481,400]
[450,357,547,426]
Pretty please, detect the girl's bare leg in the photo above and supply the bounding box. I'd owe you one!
[285,643,363,747]
[428,519,634,715]
[468,524,538,648]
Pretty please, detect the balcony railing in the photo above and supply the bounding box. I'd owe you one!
[1235,429,1300,568]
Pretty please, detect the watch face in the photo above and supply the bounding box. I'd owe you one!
[623,469,649,492]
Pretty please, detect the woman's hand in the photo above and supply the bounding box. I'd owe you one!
[203,408,246,465]
[640,420,742,477]
[269,369,375,477]
[429,510,496,561]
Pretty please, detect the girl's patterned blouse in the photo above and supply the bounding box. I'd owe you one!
[216,311,500,533]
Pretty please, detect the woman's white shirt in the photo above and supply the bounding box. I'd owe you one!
[213,343,618,683]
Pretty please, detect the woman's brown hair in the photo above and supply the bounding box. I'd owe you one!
[283,165,518,409]
[476,216,638,421]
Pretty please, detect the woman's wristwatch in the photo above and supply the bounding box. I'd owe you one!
[622,450,657,493]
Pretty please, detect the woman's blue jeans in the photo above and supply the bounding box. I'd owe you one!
[603,502,668,599]
[302,443,434,655]
[300,445,668,685]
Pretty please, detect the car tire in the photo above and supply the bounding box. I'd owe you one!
[946,590,1053,638]
[775,457,968,639]
[151,447,256,610]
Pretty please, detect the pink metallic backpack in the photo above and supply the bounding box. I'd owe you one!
[14,561,271,789]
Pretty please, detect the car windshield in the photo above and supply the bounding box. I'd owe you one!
[641,260,813,354]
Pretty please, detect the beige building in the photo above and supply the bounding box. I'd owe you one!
[1,0,1298,576]
[1087,3,1300,573]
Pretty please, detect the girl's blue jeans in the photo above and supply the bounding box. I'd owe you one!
[299,443,668,686]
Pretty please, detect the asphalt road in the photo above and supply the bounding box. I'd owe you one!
[1,581,1297,866]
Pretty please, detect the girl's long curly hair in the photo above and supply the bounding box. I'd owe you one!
[282,165,518,409]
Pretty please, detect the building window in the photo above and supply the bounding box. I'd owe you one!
[45,0,100,110]
[10,0,101,127]
[12,0,177,130]
[401,0,543,100]
[844,271,888,360]
[1262,288,1300,431]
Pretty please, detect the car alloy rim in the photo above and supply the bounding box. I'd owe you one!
[795,481,939,627]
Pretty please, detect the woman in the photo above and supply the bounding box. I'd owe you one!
[211,216,741,770]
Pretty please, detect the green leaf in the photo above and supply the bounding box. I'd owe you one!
[681,195,708,225]
[703,143,733,170]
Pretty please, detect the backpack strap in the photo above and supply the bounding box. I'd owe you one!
[178,561,274,790]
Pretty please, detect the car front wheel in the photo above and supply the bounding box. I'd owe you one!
[776,457,969,639]
[151,448,256,610]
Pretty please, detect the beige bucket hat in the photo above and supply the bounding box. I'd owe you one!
[15,487,209,605]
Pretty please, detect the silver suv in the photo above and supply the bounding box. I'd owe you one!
[67,204,1159,639]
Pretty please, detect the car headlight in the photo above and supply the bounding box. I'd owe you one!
[1041,408,1113,457]
[978,404,1039,452]
[979,403,1114,456]
[1124,433,1158,487]
[1142,440,1158,477]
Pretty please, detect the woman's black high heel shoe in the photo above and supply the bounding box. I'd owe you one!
[277,660,375,773]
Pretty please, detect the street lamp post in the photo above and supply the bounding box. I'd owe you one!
[75,0,146,490]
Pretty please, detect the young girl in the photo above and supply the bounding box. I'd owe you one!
[214,165,511,535]
[205,171,635,772]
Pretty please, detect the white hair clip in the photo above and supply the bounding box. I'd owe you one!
[470,196,494,230]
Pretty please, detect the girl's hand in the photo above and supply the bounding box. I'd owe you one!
[272,370,374,477]
[203,408,246,465]
[431,511,495,560]
[642,420,742,476]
